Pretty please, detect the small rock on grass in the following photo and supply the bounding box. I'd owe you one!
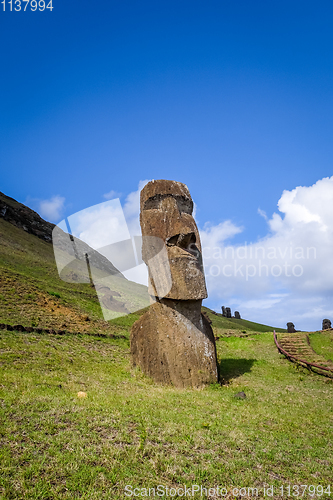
[234,391,246,399]
[77,391,87,398]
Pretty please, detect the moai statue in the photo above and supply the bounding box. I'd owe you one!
[234,311,241,319]
[287,322,296,333]
[222,306,227,317]
[322,319,331,330]
[130,180,219,388]
[226,307,232,318]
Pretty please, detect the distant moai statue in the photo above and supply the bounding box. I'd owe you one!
[226,307,232,318]
[221,306,226,317]
[287,322,296,333]
[234,311,241,319]
[322,319,331,330]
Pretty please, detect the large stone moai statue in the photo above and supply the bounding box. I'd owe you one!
[130,180,219,388]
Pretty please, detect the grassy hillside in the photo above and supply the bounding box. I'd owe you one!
[0,214,286,335]
[1,204,332,498]
[0,217,147,334]
[0,327,332,499]
[202,307,286,334]
[309,330,333,363]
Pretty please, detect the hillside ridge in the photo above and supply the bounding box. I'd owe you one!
[0,191,124,279]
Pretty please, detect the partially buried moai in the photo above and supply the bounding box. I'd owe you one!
[130,180,219,388]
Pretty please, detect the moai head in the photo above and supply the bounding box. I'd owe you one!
[234,311,241,319]
[222,306,226,317]
[322,319,331,330]
[226,307,231,318]
[140,180,207,300]
[287,322,296,333]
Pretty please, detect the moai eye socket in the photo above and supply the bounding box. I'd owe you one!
[143,196,161,210]
[143,194,193,214]
[175,196,193,214]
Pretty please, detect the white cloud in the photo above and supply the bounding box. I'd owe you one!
[52,176,333,331]
[60,181,151,286]
[39,195,65,222]
[123,179,150,236]
[103,189,121,200]
[200,220,243,248]
[68,199,130,249]
[201,176,333,331]
[258,208,268,220]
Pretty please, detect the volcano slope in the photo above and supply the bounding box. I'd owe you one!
[1,193,332,499]
[0,192,148,335]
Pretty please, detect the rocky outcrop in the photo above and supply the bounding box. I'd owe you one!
[0,191,54,242]
[0,191,124,279]
[131,180,218,388]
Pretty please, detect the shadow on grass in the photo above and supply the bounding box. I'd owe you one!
[218,358,256,383]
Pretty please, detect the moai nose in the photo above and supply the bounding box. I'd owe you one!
[166,231,196,249]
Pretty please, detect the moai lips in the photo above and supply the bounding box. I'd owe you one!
[131,180,219,388]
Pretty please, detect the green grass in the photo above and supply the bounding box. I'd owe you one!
[1,202,331,498]
[309,331,333,363]
[202,307,286,334]
[0,327,332,499]
[0,218,147,335]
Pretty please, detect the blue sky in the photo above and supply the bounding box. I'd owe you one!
[2,1,333,329]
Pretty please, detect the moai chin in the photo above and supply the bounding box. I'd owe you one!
[130,180,219,388]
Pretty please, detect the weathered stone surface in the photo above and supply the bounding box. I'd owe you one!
[322,319,332,330]
[140,180,207,301]
[131,179,218,388]
[226,307,231,318]
[202,311,212,325]
[287,322,296,333]
[222,306,227,317]
[234,311,241,319]
[131,300,218,388]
